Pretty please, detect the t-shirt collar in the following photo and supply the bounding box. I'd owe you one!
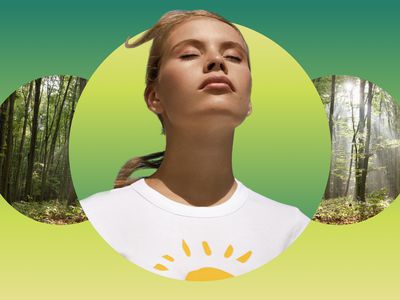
[130,178,248,218]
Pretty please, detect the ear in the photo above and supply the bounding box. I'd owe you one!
[246,101,252,116]
[144,85,163,114]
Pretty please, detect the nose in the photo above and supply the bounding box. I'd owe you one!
[203,54,227,74]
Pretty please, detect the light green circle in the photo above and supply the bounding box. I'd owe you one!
[70,25,330,217]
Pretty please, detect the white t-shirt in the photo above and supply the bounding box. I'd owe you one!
[80,178,309,281]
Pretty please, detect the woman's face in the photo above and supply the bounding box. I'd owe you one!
[147,17,252,134]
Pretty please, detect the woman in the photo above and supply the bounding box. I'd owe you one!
[81,10,309,281]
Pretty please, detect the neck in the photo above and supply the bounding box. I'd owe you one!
[146,127,237,206]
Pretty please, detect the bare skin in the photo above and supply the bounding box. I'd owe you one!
[144,18,252,207]
[146,127,237,207]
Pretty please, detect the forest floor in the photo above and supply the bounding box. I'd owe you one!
[11,200,87,225]
[313,195,394,225]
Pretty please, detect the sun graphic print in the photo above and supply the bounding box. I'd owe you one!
[153,239,253,281]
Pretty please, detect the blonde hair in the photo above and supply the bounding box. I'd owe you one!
[114,10,250,188]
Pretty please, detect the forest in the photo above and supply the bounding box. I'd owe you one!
[313,75,400,224]
[0,76,87,224]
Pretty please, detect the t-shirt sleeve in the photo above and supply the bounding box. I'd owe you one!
[285,208,310,248]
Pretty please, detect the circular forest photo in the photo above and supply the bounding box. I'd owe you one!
[313,75,400,225]
[0,75,88,224]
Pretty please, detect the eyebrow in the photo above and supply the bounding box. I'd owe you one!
[169,39,248,56]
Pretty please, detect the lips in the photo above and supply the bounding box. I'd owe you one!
[199,76,235,92]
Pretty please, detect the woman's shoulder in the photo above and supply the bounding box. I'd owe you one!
[79,181,141,211]
[239,182,310,244]
[239,181,310,223]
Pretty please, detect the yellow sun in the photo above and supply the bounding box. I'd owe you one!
[153,240,252,281]
[185,267,234,281]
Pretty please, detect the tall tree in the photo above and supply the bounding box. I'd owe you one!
[355,80,366,201]
[345,91,358,196]
[62,78,85,205]
[25,78,42,200]
[353,80,374,202]
[40,77,58,200]
[42,76,72,200]
[0,92,16,199]
[324,75,336,199]
[14,81,33,201]
[358,81,374,199]
[0,100,9,182]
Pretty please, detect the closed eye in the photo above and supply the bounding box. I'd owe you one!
[225,55,242,62]
[180,54,199,60]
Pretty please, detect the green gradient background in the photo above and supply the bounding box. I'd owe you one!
[1,1,399,299]
[70,26,329,217]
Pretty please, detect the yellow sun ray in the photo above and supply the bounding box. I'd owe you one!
[154,264,168,271]
[224,245,233,258]
[153,241,253,280]
[182,239,191,257]
[162,255,174,262]
[236,250,252,263]
[202,241,212,256]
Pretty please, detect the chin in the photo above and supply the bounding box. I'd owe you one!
[192,109,247,128]
[199,93,238,107]
[200,98,247,117]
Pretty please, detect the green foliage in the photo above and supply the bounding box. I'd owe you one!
[11,200,87,225]
[368,188,388,199]
[313,192,393,225]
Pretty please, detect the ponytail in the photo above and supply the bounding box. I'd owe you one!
[114,151,164,188]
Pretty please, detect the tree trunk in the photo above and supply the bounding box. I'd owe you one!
[43,76,72,200]
[0,100,9,185]
[1,92,16,200]
[78,78,87,96]
[324,75,336,199]
[358,82,374,201]
[25,78,42,200]
[346,90,360,198]
[40,78,57,201]
[14,81,33,201]
[345,143,355,196]
[355,80,366,202]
